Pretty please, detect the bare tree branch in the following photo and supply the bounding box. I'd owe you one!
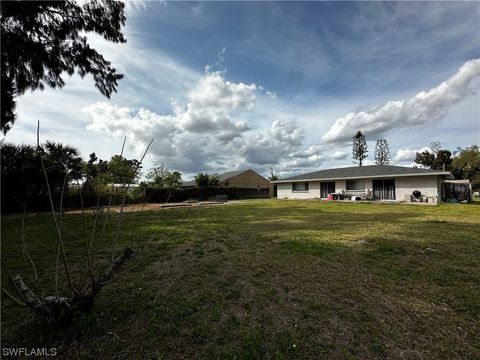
[2,288,27,307]
[100,136,127,246]
[37,121,82,297]
[55,171,69,296]
[2,259,28,304]
[88,193,101,264]
[20,203,38,282]
[111,139,154,262]
[76,179,95,291]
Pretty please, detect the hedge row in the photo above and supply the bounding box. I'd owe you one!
[3,191,137,214]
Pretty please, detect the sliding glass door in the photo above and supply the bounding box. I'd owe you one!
[320,182,335,198]
[372,179,395,200]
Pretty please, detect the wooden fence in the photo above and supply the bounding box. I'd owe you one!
[145,186,270,203]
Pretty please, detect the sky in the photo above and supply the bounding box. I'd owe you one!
[4,1,480,179]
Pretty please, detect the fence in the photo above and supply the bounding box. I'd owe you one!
[145,186,270,203]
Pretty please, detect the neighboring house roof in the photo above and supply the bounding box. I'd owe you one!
[217,170,246,182]
[181,179,198,187]
[181,169,260,187]
[272,165,450,183]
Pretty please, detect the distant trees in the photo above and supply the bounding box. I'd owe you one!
[352,130,368,166]
[82,152,109,193]
[209,176,220,186]
[267,168,280,181]
[451,145,480,190]
[195,173,219,187]
[1,0,126,133]
[374,139,391,165]
[414,142,452,171]
[1,141,83,211]
[107,155,141,184]
[1,141,147,212]
[145,163,182,189]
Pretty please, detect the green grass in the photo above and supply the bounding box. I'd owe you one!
[1,200,479,359]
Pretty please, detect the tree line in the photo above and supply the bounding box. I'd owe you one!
[1,141,184,212]
[2,139,271,213]
[351,131,480,190]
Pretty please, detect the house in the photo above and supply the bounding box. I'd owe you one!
[181,169,270,189]
[271,165,451,203]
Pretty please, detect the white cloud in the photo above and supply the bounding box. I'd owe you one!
[322,59,480,143]
[187,71,256,109]
[332,151,347,160]
[176,71,256,141]
[394,146,431,162]
[84,72,279,174]
[241,119,305,165]
[266,90,277,99]
[270,119,304,146]
[84,102,178,157]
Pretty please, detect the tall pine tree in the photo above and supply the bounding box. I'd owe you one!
[352,130,368,166]
[374,139,391,165]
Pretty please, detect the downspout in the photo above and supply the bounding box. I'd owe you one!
[441,175,445,202]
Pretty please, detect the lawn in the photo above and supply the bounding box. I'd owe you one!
[1,200,479,359]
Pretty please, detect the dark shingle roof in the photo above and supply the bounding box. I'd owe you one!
[276,165,449,182]
[181,169,249,187]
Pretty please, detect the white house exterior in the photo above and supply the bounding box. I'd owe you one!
[272,165,450,203]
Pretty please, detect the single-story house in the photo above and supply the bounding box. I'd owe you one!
[271,165,451,203]
[181,169,270,188]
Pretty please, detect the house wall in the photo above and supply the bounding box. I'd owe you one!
[395,175,440,201]
[276,175,441,201]
[277,181,320,199]
[224,170,270,188]
[335,180,346,194]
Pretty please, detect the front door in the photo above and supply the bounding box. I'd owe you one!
[372,179,396,200]
[320,182,335,198]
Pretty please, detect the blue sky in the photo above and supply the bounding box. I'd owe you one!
[5,1,480,178]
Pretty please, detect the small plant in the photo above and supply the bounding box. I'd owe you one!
[1,124,159,324]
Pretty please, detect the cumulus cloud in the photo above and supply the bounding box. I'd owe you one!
[270,119,304,146]
[84,102,178,157]
[394,146,431,162]
[187,71,256,109]
[322,59,480,143]
[332,151,348,160]
[84,71,308,174]
[241,119,305,165]
[177,71,256,141]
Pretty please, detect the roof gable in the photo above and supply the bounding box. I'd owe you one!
[181,169,268,186]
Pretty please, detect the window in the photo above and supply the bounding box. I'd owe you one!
[292,182,309,192]
[346,179,365,191]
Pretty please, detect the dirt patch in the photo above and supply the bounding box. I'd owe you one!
[65,201,229,215]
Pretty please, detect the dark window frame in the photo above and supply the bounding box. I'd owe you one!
[346,179,366,191]
[292,182,309,192]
